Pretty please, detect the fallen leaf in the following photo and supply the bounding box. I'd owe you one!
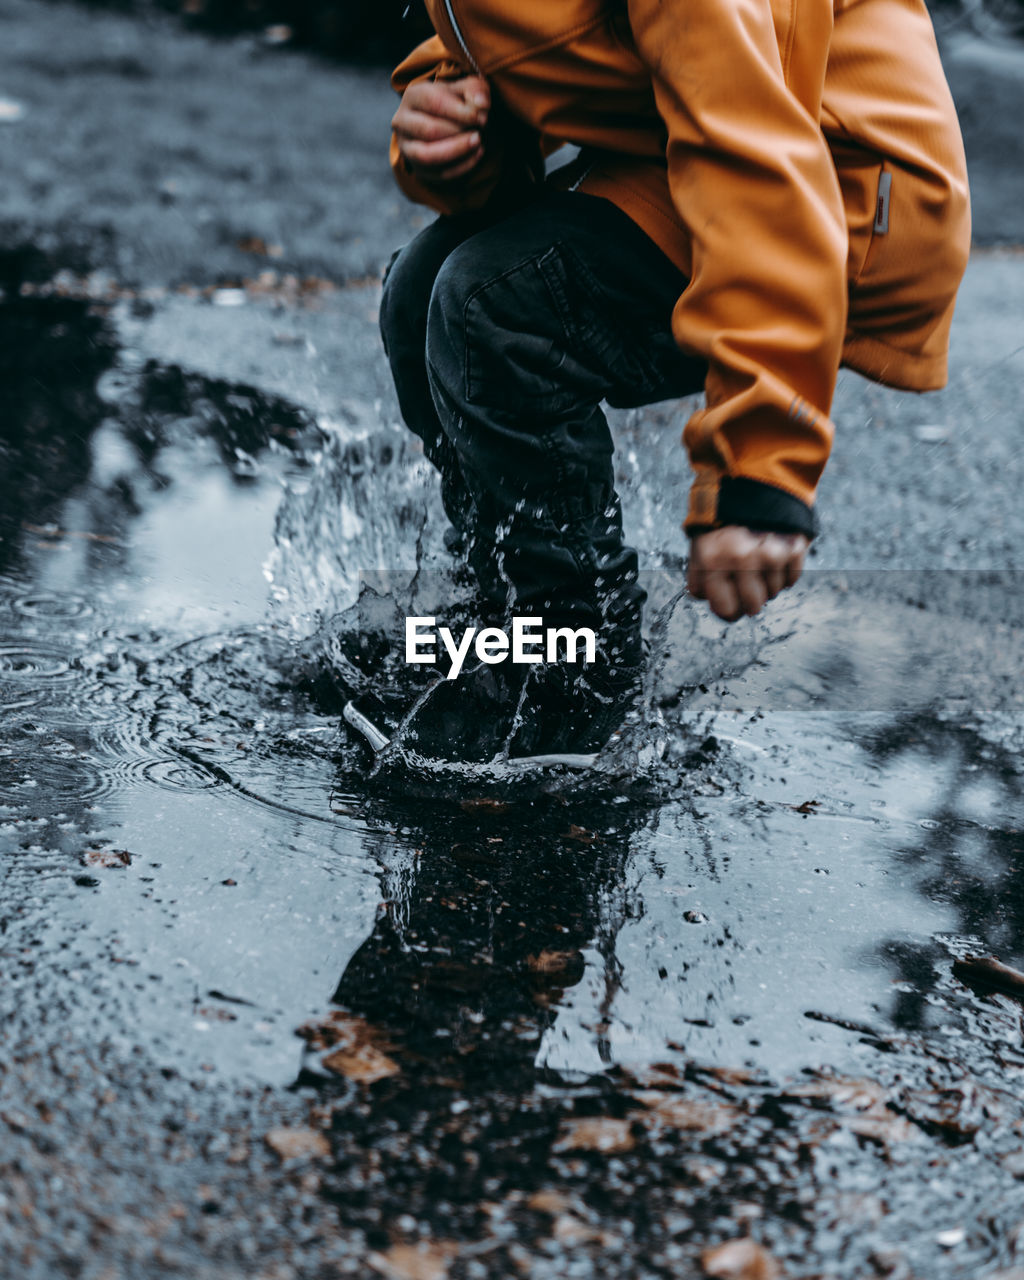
[526,1190,578,1215]
[632,1091,742,1136]
[367,1241,459,1280]
[552,1117,635,1155]
[552,1214,606,1246]
[843,1114,919,1145]
[784,1077,888,1112]
[900,1081,1021,1140]
[690,1064,763,1089]
[321,1041,399,1084]
[527,949,581,976]
[459,797,510,814]
[298,1011,400,1083]
[264,1128,329,1162]
[783,1075,919,1147]
[702,1238,783,1279]
[82,848,132,869]
[619,1061,685,1090]
[563,824,598,844]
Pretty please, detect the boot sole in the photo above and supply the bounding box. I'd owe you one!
[342,699,598,772]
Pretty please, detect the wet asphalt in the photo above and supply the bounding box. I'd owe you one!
[1,2,1024,1277]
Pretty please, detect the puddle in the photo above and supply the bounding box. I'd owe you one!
[2,260,1024,1275]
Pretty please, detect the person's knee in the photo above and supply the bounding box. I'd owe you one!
[424,244,479,403]
[379,244,422,359]
[427,237,562,411]
[380,224,460,361]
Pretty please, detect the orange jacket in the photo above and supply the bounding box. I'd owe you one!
[390,0,971,532]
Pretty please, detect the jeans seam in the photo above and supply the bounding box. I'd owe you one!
[462,245,580,405]
[550,243,675,395]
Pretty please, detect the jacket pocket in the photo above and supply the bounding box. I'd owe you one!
[828,135,885,288]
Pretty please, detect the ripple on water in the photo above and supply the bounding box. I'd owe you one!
[0,644,73,681]
[0,618,355,824]
[0,640,80,715]
[11,592,92,621]
[75,716,223,799]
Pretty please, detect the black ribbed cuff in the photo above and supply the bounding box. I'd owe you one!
[700,476,818,540]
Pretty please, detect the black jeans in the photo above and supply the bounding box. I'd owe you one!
[379,189,706,656]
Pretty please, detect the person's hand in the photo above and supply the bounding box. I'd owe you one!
[688,526,809,621]
[392,76,490,183]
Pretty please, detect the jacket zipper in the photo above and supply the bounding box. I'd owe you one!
[441,0,483,75]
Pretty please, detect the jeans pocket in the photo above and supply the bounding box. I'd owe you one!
[550,246,694,401]
[463,254,581,412]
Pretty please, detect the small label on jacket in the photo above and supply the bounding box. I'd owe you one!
[874,171,892,235]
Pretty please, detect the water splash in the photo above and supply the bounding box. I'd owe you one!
[265,401,451,629]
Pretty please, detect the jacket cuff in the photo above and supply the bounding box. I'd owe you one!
[688,476,818,540]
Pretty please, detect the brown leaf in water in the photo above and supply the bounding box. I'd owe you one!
[552,1214,607,1246]
[619,1060,685,1090]
[843,1114,920,1146]
[264,1128,330,1162]
[632,1091,742,1136]
[298,1011,400,1083]
[82,848,132,869]
[552,1117,635,1154]
[459,797,510,814]
[900,1081,1022,1140]
[526,1190,579,1215]
[367,1241,459,1280]
[563,824,598,844]
[691,1063,763,1090]
[783,1075,919,1146]
[321,1041,400,1084]
[527,949,580,976]
[784,1077,888,1111]
[702,1238,783,1279]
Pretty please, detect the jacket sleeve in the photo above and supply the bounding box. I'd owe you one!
[626,0,849,537]
[390,36,544,217]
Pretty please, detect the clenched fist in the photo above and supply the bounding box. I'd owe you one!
[688,526,809,621]
[393,76,490,183]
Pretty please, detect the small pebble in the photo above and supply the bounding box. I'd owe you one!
[914,424,950,443]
